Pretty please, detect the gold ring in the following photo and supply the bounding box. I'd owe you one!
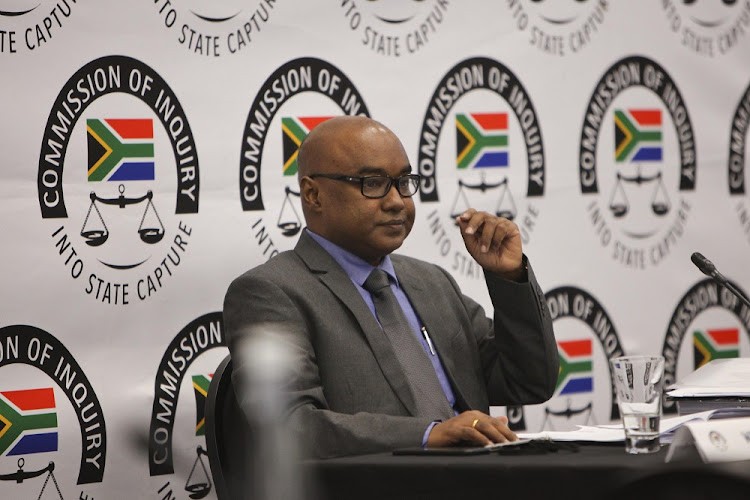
[472,419,479,429]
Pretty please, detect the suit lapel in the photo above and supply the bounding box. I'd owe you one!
[393,258,471,411]
[294,232,420,416]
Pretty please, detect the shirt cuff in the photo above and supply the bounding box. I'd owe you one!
[422,421,440,448]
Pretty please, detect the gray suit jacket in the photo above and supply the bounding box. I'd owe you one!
[223,231,558,458]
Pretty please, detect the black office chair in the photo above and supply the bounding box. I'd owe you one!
[205,354,254,500]
[205,352,318,500]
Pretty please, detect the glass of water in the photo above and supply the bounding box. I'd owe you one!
[609,355,665,454]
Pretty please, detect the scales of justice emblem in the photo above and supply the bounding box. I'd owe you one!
[0,459,63,500]
[608,109,670,225]
[540,400,596,431]
[450,174,517,223]
[449,112,517,223]
[183,446,212,499]
[277,186,302,237]
[81,185,164,248]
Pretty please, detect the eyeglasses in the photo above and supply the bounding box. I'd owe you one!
[309,173,421,199]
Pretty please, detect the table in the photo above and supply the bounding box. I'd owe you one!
[308,443,750,500]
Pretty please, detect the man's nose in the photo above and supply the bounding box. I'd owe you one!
[381,181,406,208]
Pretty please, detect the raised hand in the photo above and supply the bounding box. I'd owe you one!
[456,209,524,280]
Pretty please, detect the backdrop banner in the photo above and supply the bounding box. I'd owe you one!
[2,1,750,497]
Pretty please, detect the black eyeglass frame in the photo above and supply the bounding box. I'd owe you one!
[308,173,421,199]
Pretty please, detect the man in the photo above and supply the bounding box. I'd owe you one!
[224,116,558,459]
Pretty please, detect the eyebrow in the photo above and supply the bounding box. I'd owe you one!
[356,165,413,176]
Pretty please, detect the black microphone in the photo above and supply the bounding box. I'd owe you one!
[690,252,726,282]
[691,252,750,308]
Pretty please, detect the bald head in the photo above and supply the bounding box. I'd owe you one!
[297,116,402,179]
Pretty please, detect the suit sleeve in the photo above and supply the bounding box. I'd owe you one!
[444,258,559,406]
[223,273,434,459]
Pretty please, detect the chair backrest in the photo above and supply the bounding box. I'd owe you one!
[205,353,252,500]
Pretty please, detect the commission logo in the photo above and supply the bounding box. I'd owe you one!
[37,55,199,305]
[152,0,280,56]
[728,80,750,245]
[417,57,544,280]
[338,0,449,57]
[504,0,610,56]
[661,0,750,57]
[148,312,227,500]
[660,279,750,413]
[579,56,696,269]
[0,0,84,53]
[506,287,623,432]
[238,57,369,258]
[0,325,106,499]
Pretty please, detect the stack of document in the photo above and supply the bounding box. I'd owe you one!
[517,407,750,444]
[665,358,750,415]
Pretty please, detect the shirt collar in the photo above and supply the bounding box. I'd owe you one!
[306,229,398,287]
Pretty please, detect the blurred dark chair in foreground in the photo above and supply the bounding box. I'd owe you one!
[205,354,250,500]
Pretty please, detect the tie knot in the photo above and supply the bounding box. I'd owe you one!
[363,269,391,294]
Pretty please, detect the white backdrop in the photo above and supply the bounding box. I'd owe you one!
[2,1,750,498]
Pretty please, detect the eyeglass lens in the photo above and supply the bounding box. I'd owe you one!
[362,175,419,198]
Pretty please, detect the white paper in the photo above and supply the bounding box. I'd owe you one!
[518,426,625,442]
[484,438,532,450]
[666,358,750,397]
[516,408,750,443]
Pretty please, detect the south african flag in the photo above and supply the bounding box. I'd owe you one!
[192,374,212,436]
[693,328,739,369]
[455,112,509,170]
[0,388,58,456]
[614,109,662,163]
[281,116,333,176]
[555,339,593,396]
[87,118,155,181]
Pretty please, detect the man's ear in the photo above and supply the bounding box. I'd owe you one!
[300,176,322,212]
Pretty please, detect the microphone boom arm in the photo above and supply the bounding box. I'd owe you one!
[691,252,750,309]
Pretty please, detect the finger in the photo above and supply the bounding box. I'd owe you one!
[462,211,489,237]
[487,418,518,442]
[498,218,520,240]
[456,209,477,226]
[473,419,510,444]
[479,218,500,253]
[464,410,487,425]
[460,426,493,446]
[491,220,522,257]
[489,221,513,253]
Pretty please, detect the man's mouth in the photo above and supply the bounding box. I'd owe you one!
[381,219,405,227]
